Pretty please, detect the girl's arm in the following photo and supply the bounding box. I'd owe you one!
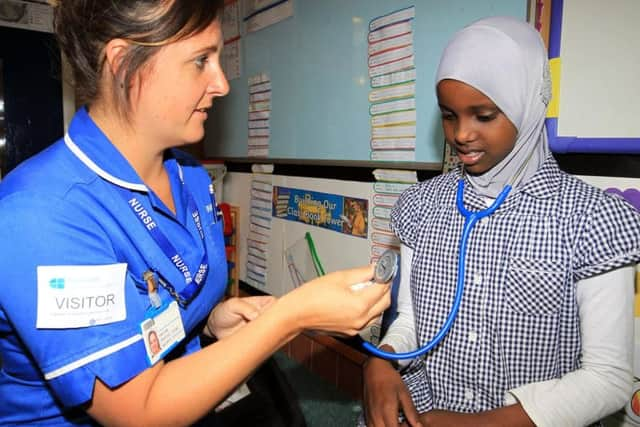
[507,265,634,426]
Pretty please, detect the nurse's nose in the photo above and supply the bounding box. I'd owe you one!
[207,64,229,98]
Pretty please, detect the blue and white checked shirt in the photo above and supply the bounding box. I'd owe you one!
[390,155,640,414]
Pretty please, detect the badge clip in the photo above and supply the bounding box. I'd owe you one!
[143,270,162,309]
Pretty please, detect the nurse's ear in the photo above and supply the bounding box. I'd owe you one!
[103,38,131,85]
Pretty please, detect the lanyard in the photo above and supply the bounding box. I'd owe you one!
[117,173,210,307]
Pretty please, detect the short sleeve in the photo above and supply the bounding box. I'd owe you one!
[0,192,150,407]
[390,184,422,249]
[573,192,640,280]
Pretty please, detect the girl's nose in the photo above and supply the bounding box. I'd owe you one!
[454,118,477,144]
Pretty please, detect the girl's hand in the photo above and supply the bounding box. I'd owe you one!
[283,265,391,335]
[206,296,276,339]
[363,345,422,427]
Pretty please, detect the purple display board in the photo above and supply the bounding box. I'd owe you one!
[546,0,640,154]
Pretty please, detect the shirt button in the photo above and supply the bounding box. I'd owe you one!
[468,331,478,343]
[473,274,482,285]
[464,389,474,401]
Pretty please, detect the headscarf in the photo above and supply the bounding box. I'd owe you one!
[435,16,552,198]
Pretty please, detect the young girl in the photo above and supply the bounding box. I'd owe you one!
[0,1,390,425]
[363,16,640,426]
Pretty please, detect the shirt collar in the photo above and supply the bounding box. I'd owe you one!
[516,154,563,199]
[65,107,181,192]
[453,153,562,200]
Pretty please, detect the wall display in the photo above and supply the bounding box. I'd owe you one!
[272,186,368,238]
[205,0,526,163]
[368,6,416,162]
[247,73,271,157]
[0,0,52,33]
[546,0,640,153]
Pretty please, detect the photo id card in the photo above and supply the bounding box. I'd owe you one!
[140,301,185,366]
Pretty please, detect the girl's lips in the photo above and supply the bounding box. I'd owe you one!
[457,150,484,165]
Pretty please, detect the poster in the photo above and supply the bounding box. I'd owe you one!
[272,186,368,238]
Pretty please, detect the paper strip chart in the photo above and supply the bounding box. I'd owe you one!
[248,73,271,157]
[368,6,416,162]
[369,169,417,263]
[245,175,273,288]
[221,0,241,80]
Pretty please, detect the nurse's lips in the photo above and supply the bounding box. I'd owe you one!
[194,106,211,119]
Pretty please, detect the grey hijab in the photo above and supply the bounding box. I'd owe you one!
[435,16,552,198]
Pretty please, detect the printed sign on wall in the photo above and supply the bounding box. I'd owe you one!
[272,186,368,238]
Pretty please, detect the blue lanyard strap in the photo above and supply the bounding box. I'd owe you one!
[117,180,209,307]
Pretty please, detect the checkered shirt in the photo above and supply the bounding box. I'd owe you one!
[390,155,640,414]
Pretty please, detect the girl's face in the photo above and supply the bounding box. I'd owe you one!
[437,79,517,175]
[132,18,229,148]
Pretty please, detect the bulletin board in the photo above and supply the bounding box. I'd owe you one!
[205,0,527,163]
[546,0,640,153]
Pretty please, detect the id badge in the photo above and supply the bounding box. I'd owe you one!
[140,301,186,366]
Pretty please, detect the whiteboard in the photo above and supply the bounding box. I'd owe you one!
[205,0,527,163]
[546,0,640,153]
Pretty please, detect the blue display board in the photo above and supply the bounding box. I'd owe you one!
[204,0,527,163]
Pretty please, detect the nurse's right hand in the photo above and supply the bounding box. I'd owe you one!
[363,345,422,427]
[283,265,391,336]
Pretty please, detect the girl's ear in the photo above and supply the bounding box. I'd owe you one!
[103,38,131,79]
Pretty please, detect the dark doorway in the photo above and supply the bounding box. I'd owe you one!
[0,26,63,178]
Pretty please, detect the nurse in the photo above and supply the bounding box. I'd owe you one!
[0,1,390,425]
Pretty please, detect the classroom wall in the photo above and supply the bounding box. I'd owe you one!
[222,171,374,297]
[205,0,527,163]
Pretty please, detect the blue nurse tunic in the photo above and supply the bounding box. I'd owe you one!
[0,108,228,425]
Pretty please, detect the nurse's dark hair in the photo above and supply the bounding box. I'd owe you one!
[49,0,224,110]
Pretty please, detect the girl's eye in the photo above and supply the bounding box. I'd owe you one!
[477,113,497,122]
[441,112,455,121]
[195,55,210,69]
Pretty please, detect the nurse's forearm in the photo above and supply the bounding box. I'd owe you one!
[88,294,302,427]
[87,265,388,427]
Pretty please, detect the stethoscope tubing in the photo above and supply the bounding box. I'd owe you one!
[362,179,512,360]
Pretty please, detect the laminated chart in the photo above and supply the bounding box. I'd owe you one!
[368,6,416,162]
[370,169,417,264]
[221,0,241,80]
[247,73,271,157]
[245,176,273,288]
[243,0,294,34]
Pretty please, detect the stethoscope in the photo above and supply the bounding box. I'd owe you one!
[362,180,511,360]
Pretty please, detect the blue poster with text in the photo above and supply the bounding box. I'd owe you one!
[272,186,368,238]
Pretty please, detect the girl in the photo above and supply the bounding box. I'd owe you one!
[363,16,640,427]
[0,1,390,425]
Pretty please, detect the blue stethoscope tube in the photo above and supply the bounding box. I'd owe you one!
[362,179,512,360]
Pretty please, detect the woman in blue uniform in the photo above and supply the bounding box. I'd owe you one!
[362,17,640,426]
[0,1,391,425]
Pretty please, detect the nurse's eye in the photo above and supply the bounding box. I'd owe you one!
[195,54,210,70]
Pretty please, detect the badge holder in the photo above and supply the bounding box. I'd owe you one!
[140,271,186,366]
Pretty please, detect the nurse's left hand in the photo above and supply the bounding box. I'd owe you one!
[205,296,276,339]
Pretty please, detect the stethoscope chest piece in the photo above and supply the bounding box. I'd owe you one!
[374,249,399,283]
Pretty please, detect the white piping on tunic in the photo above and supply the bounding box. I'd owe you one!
[44,334,143,380]
[64,134,148,192]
